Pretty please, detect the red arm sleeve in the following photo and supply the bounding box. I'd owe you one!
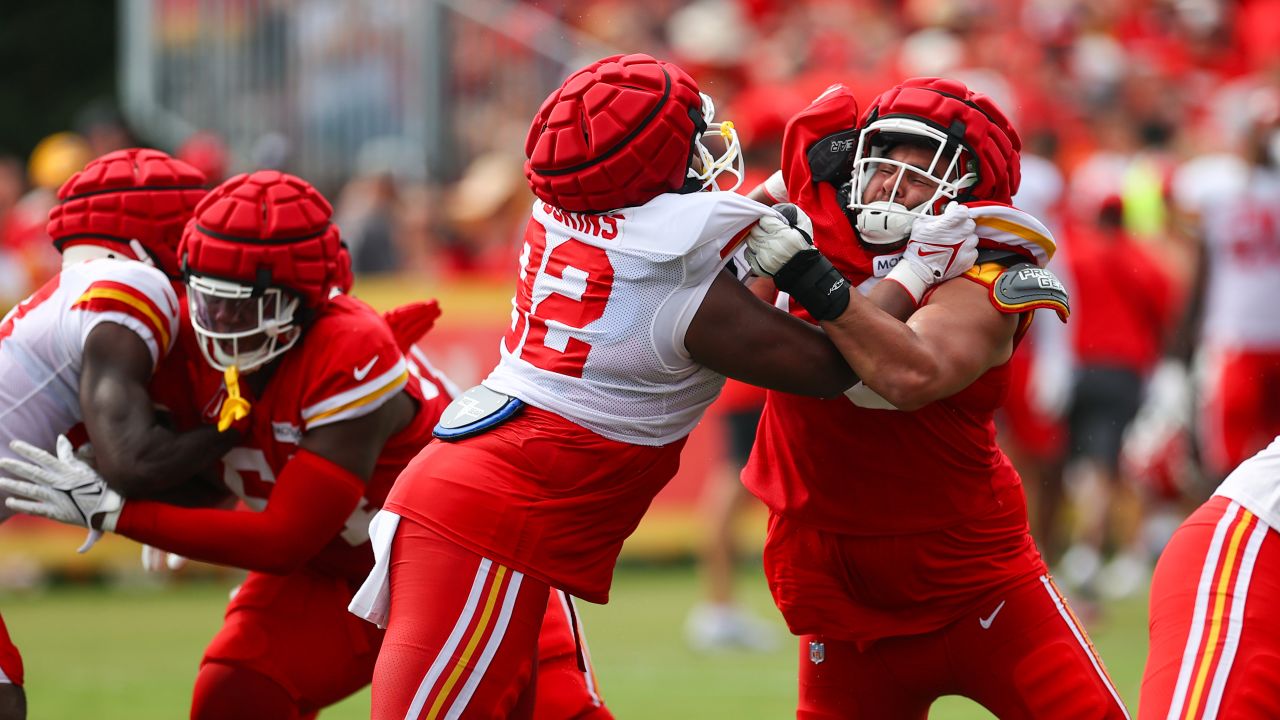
[113,449,364,575]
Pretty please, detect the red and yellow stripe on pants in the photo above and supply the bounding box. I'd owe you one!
[373,518,552,720]
[1141,497,1278,720]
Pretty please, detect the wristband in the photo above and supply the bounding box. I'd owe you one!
[773,249,851,321]
[885,259,931,305]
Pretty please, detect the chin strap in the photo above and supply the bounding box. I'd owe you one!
[218,365,252,432]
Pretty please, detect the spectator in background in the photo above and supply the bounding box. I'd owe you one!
[335,136,428,275]
[73,100,134,158]
[441,151,528,279]
[177,131,231,185]
[1057,194,1183,601]
[392,183,449,281]
[3,133,92,296]
[0,157,28,309]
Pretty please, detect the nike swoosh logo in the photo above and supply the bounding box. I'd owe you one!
[354,356,379,381]
[917,247,950,258]
[979,600,1006,630]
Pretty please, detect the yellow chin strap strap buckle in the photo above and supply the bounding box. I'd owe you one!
[218,365,252,432]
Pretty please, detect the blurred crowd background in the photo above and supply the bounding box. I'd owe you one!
[3,0,1280,615]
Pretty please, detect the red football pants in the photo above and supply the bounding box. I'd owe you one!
[194,567,384,718]
[796,576,1129,719]
[0,613,21,687]
[1141,496,1280,720]
[373,517,612,720]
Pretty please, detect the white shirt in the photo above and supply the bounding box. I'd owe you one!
[485,193,772,445]
[1216,434,1280,531]
[1174,156,1280,349]
[0,259,178,519]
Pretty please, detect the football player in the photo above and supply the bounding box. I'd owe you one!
[1169,85,1280,483]
[1,171,610,719]
[0,148,223,720]
[352,54,983,719]
[740,78,1129,718]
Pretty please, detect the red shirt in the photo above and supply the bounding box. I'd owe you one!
[1065,224,1177,372]
[742,84,1027,534]
[127,295,451,581]
[385,407,686,604]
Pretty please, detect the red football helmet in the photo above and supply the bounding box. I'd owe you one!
[47,148,208,277]
[180,170,345,373]
[524,53,743,213]
[848,77,1021,250]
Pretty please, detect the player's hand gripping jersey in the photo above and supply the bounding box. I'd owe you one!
[743,84,1062,535]
[0,259,178,515]
[385,190,777,602]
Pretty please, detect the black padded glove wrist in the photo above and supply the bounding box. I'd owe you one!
[773,249,851,321]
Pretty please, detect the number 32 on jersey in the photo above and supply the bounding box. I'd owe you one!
[502,221,614,377]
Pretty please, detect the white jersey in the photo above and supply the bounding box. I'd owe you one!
[1173,156,1280,349]
[0,259,178,518]
[1215,434,1280,532]
[484,193,771,445]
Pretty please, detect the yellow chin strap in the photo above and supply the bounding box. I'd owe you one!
[217,365,252,432]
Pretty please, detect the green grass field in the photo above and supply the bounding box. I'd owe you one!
[1,564,1148,718]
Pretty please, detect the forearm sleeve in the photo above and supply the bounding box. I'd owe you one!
[115,449,365,574]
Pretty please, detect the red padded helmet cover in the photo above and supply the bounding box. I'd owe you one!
[179,170,343,308]
[862,77,1022,203]
[47,148,208,277]
[524,53,705,212]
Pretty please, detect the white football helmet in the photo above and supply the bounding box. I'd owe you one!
[847,77,1021,251]
[686,92,745,194]
[188,274,303,374]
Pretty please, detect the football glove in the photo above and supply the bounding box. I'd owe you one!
[885,202,979,304]
[745,204,816,278]
[0,436,124,553]
[747,204,851,321]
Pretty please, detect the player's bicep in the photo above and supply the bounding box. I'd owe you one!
[298,390,415,480]
[80,323,159,433]
[907,278,1019,396]
[686,270,855,397]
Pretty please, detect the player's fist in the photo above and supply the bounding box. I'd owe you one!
[745,203,815,277]
[886,202,979,304]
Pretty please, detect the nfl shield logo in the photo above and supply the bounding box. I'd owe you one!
[808,641,825,665]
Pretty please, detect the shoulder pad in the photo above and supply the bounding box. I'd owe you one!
[806,129,858,187]
[990,263,1069,322]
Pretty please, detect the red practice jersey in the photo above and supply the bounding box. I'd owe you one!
[742,85,1031,535]
[180,294,450,579]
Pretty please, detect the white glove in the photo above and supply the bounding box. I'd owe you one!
[745,204,816,277]
[885,202,978,304]
[141,545,189,572]
[0,436,124,553]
